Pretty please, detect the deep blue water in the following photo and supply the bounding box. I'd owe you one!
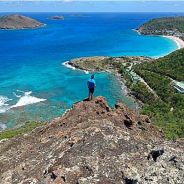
[0,12,182,129]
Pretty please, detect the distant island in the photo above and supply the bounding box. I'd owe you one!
[0,14,44,30]
[49,15,64,20]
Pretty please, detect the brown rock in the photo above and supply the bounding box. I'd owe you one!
[0,14,44,29]
[0,97,183,184]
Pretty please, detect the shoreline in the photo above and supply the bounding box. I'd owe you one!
[63,33,184,109]
[63,60,143,108]
[135,29,184,53]
[62,61,90,74]
[0,24,46,31]
[162,35,184,50]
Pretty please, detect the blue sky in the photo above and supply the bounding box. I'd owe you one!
[0,1,184,12]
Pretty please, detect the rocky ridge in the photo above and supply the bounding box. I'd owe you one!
[0,97,183,184]
[0,14,44,30]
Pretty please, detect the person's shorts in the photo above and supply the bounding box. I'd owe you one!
[89,88,94,94]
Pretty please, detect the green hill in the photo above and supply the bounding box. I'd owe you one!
[135,48,184,81]
[133,48,184,139]
[137,16,184,40]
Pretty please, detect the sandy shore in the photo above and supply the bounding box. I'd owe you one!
[162,36,184,49]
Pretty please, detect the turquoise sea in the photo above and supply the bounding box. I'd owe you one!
[0,12,182,130]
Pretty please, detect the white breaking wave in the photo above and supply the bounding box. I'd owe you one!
[84,70,89,74]
[13,92,21,98]
[62,61,76,70]
[0,123,7,131]
[11,91,46,108]
[0,95,12,113]
[62,61,89,74]
[0,91,46,113]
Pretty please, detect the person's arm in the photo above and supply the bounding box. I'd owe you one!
[94,80,96,88]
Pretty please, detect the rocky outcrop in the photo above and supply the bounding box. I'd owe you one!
[0,97,183,183]
[0,14,44,29]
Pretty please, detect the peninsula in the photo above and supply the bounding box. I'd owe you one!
[137,16,184,48]
[0,14,44,30]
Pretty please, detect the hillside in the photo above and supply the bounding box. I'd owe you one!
[133,49,184,139]
[137,16,184,39]
[135,49,184,81]
[0,14,44,29]
[0,97,184,184]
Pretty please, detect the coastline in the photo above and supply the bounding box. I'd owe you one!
[62,61,89,74]
[162,35,184,49]
[0,24,46,31]
[134,30,184,59]
[63,58,147,108]
[135,29,184,50]
[63,32,184,108]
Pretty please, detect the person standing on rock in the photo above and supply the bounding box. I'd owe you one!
[87,74,96,100]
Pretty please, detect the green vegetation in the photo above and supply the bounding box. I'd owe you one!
[134,69,175,102]
[0,122,44,140]
[70,50,184,139]
[138,16,184,39]
[130,82,157,104]
[137,49,184,81]
[132,49,184,139]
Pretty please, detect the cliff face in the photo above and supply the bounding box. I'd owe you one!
[0,15,44,29]
[0,97,183,184]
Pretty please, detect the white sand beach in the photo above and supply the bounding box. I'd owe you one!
[163,36,184,49]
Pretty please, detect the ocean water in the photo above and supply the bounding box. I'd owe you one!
[0,12,182,130]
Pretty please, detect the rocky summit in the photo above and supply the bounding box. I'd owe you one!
[0,97,183,184]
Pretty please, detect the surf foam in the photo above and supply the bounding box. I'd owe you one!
[0,123,7,131]
[0,95,12,113]
[63,61,89,74]
[11,91,46,108]
[62,61,76,70]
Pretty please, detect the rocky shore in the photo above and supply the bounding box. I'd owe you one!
[0,97,183,183]
[0,14,44,30]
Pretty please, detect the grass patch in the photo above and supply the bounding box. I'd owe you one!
[0,121,44,140]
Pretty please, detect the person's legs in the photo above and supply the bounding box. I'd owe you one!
[88,90,91,100]
[90,88,94,100]
[88,89,92,100]
[88,88,94,100]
